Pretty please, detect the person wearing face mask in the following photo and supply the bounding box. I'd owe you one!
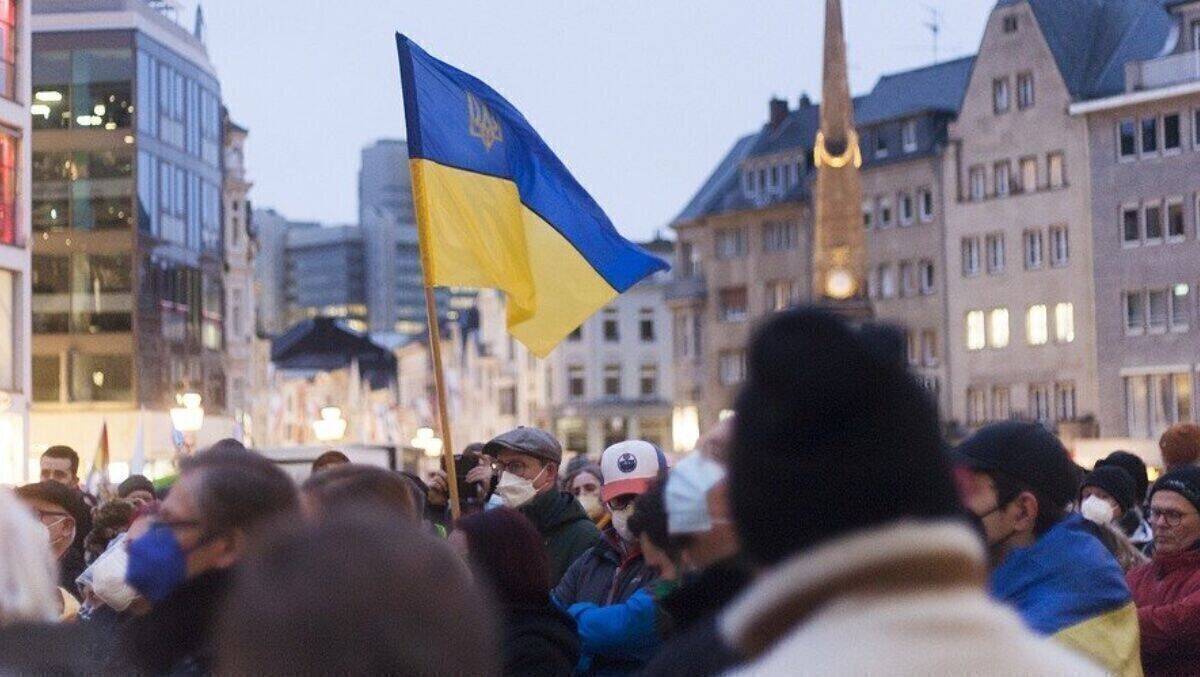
[15,481,92,613]
[483,427,601,586]
[955,421,1141,675]
[1078,466,1148,572]
[567,464,610,529]
[113,442,298,675]
[1096,451,1153,553]
[552,440,664,675]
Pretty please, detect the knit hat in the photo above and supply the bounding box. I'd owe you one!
[117,474,155,499]
[730,308,960,566]
[1150,465,1200,515]
[1080,466,1136,514]
[1160,423,1200,469]
[1095,451,1149,505]
[483,427,562,465]
[954,421,1078,510]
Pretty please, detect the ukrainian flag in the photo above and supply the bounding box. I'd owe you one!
[395,35,669,357]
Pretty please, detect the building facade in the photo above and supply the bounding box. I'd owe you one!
[221,111,252,436]
[30,0,233,469]
[0,0,32,484]
[1072,0,1200,452]
[282,222,367,330]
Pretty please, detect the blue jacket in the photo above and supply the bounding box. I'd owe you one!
[562,589,659,676]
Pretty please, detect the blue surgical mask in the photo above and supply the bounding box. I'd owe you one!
[125,523,189,603]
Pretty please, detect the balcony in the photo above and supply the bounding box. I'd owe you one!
[1126,50,1200,91]
[665,275,707,302]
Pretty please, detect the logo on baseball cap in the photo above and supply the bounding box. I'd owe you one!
[601,440,665,502]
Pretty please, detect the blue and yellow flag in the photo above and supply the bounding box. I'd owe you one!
[395,35,668,357]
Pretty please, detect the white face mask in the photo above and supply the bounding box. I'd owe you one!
[1080,495,1116,525]
[577,493,604,520]
[494,467,545,509]
[611,506,635,542]
[90,538,139,612]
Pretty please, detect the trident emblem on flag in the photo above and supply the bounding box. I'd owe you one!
[467,91,503,151]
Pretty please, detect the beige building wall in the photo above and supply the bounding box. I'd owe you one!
[944,2,1099,429]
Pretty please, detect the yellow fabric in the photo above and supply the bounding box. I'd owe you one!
[1052,602,1142,677]
[411,158,617,357]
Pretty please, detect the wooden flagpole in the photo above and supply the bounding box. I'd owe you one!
[422,286,461,521]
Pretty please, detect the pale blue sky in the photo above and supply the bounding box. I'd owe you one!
[182,0,995,240]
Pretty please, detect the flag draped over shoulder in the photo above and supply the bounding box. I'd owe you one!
[395,35,669,357]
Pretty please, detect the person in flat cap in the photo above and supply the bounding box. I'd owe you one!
[484,427,600,585]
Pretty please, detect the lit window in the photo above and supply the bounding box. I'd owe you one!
[902,120,917,152]
[1020,157,1038,192]
[1047,153,1065,188]
[766,279,796,312]
[1017,72,1034,109]
[966,311,986,351]
[993,78,1010,114]
[989,308,1010,348]
[1055,302,1074,343]
[1026,305,1048,345]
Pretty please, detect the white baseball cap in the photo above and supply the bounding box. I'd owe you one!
[600,440,664,502]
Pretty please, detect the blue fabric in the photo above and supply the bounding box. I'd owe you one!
[395,34,668,292]
[125,523,188,604]
[989,513,1132,635]
[565,588,660,657]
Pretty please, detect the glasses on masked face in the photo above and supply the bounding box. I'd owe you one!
[32,508,70,528]
[1149,507,1193,528]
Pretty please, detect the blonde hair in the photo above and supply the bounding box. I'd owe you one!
[0,488,60,625]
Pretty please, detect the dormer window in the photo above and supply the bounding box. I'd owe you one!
[875,133,888,159]
[1002,15,1018,33]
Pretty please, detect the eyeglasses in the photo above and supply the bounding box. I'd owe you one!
[491,459,537,476]
[33,509,70,525]
[1149,507,1194,527]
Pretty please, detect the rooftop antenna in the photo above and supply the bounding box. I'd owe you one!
[923,4,942,63]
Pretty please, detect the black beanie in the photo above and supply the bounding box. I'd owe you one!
[1096,451,1149,505]
[1080,466,1136,514]
[730,307,960,566]
[118,474,155,499]
[1151,466,1200,515]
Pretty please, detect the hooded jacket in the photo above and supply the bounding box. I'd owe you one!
[519,489,602,585]
[502,603,580,677]
[990,513,1142,675]
[1126,547,1200,676]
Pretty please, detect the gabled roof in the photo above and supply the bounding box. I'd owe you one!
[856,56,975,124]
[997,0,1173,100]
[672,133,758,224]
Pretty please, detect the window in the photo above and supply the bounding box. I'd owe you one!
[0,130,13,245]
[1055,382,1077,421]
[985,233,1006,274]
[878,197,893,227]
[902,120,917,152]
[1029,384,1052,422]
[718,350,746,386]
[968,388,988,425]
[762,221,797,252]
[1122,205,1140,244]
[921,329,938,366]
[1047,153,1065,188]
[966,311,986,351]
[907,331,920,365]
[879,264,897,299]
[1195,109,1200,148]
[1141,117,1159,154]
[1172,284,1191,330]
[1145,202,1164,242]
[1118,119,1137,159]
[1125,372,1194,439]
[900,261,917,297]
[639,364,658,397]
[899,193,914,225]
[766,279,796,312]
[919,260,935,295]
[603,308,619,342]
[0,270,11,389]
[1024,230,1044,269]
[498,386,517,416]
[1164,113,1181,152]
[1027,305,1048,345]
[993,78,1010,114]
[992,386,1011,420]
[989,308,1010,348]
[1167,199,1185,240]
[718,287,748,323]
[599,364,620,398]
[874,131,888,159]
[679,242,701,278]
[1020,157,1038,192]
[1003,15,1018,33]
[994,161,1011,197]
[1055,302,1074,343]
[862,200,875,228]
[969,166,987,201]
[919,188,934,221]
[1049,225,1069,266]
[1148,289,1169,332]
[0,0,14,100]
[1125,291,1145,334]
[962,237,981,276]
[639,308,655,342]
[715,228,747,260]
[1017,72,1034,109]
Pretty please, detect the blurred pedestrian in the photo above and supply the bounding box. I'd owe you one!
[957,421,1140,673]
[483,427,600,584]
[15,480,91,609]
[453,507,578,677]
[310,449,350,474]
[217,509,498,676]
[116,444,297,675]
[300,463,419,523]
[1096,451,1153,551]
[83,498,136,564]
[117,475,157,510]
[566,463,608,528]
[1078,467,1149,572]
[720,309,1100,675]
[0,488,59,626]
[1127,466,1200,675]
[1159,423,1200,472]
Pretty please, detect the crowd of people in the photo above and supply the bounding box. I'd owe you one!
[2,306,1200,675]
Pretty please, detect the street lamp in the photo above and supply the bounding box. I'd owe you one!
[411,426,443,459]
[312,406,348,443]
[170,392,204,456]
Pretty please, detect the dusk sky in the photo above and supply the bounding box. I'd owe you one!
[181,0,995,241]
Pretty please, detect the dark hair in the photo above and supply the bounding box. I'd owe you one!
[42,445,80,476]
[117,474,155,499]
[990,470,1066,537]
[311,450,351,473]
[456,507,551,608]
[216,510,497,676]
[301,464,418,523]
[84,498,136,561]
[1097,451,1149,505]
[628,480,683,560]
[178,445,297,537]
[731,308,962,565]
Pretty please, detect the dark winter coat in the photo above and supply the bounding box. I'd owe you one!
[552,528,654,608]
[0,622,103,674]
[116,568,234,675]
[502,603,580,677]
[519,489,601,585]
[1127,546,1200,676]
